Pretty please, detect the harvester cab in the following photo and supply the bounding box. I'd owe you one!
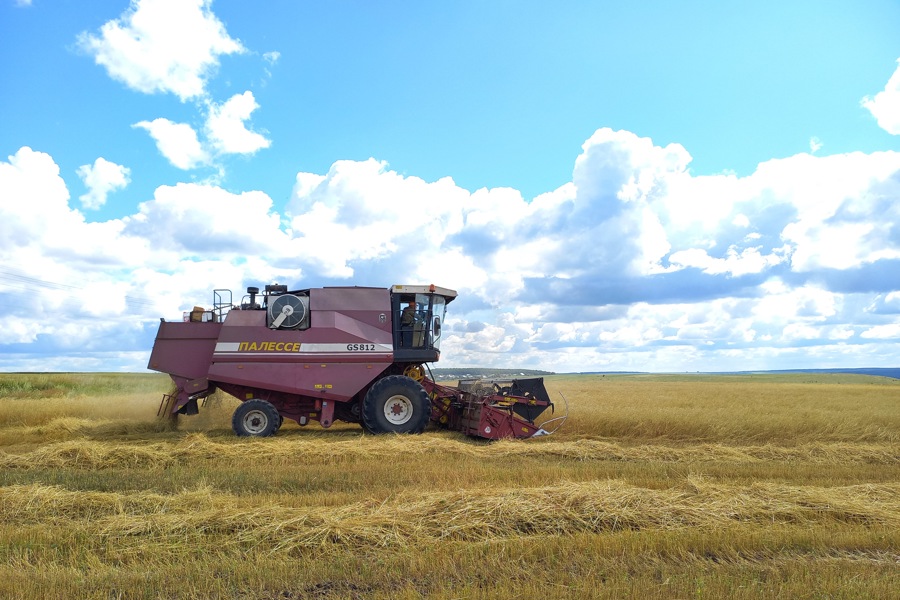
[390,284,450,363]
[149,283,562,440]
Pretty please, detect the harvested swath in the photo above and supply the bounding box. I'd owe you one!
[0,417,173,449]
[0,483,217,524]
[482,438,900,465]
[1,433,898,470]
[3,480,898,551]
[0,439,176,470]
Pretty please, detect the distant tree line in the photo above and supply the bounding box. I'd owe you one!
[430,368,554,380]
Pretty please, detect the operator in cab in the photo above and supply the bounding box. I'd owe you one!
[400,300,424,347]
[401,301,417,327]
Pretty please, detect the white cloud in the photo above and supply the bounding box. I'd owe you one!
[764,152,900,272]
[1,147,73,238]
[279,130,900,371]
[867,292,900,315]
[0,148,152,345]
[0,149,146,267]
[134,92,270,168]
[782,220,896,271]
[4,130,900,372]
[77,0,244,101]
[862,58,900,135]
[205,91,271,155]
[782,323,823,341]
[287,158,473,281]
[127,181,287,259]
[660,170,744,233]
[0,148,297,359]
[860,323,900,339]
[828,327,855,341]
[732,214,750,228]
[668,245,784,277]
[133,118,209,169]
[293,172,326,198]
[76,157,131,210]
[753,282,839,326]
[81,2,272,173]
[14,0,32,7]
[809,136,823,153]
[660,151,900,275]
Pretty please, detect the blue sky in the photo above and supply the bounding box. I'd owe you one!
[1,0,900,373]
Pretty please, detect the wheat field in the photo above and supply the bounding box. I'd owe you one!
[0,372,898,599]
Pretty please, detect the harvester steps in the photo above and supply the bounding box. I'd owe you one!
[157,393,176,417]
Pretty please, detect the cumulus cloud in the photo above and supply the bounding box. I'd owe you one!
[0,149,150,265]
[0,148,152,346]
[768,152,900,272]
[668,246,784,277]
[0,147,79,273]
[134,92,269,168]
[282,129,900,370]
[81,1,270,176]
[0,147,290,355]
[126,181,286,257]
[862,58,900,135]
[133,118,209,169]
[3,126,900,372]
[867,292,900,315]
[77,0,244,101]
[205,91,271,155]
[286,159,469,279]
[861,323,900,339]
[76,157,131,209]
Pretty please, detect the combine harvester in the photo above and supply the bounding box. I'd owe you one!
[148,284,565,439]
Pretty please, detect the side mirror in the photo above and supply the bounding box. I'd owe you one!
[433,316,441,338]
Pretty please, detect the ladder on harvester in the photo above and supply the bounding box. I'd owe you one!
[157,391,221,417]
[157,393,176,417]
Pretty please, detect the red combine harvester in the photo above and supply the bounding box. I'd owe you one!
[148,284,564,439]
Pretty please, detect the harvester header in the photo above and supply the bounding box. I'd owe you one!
[148,283,561,439]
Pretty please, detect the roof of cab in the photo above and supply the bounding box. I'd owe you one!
[391,284,458,301]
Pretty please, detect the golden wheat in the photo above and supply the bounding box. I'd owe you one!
[1,372,898,599]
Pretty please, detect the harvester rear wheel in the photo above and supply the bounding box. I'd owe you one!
[232,399,281,437]
[362,375,431,434]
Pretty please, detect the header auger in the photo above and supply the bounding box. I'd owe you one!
[148,283,564,439]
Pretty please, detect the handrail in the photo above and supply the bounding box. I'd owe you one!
[213,288,233,322]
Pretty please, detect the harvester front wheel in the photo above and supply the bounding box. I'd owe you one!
[362,375,431,434]
[232,399,281,437]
